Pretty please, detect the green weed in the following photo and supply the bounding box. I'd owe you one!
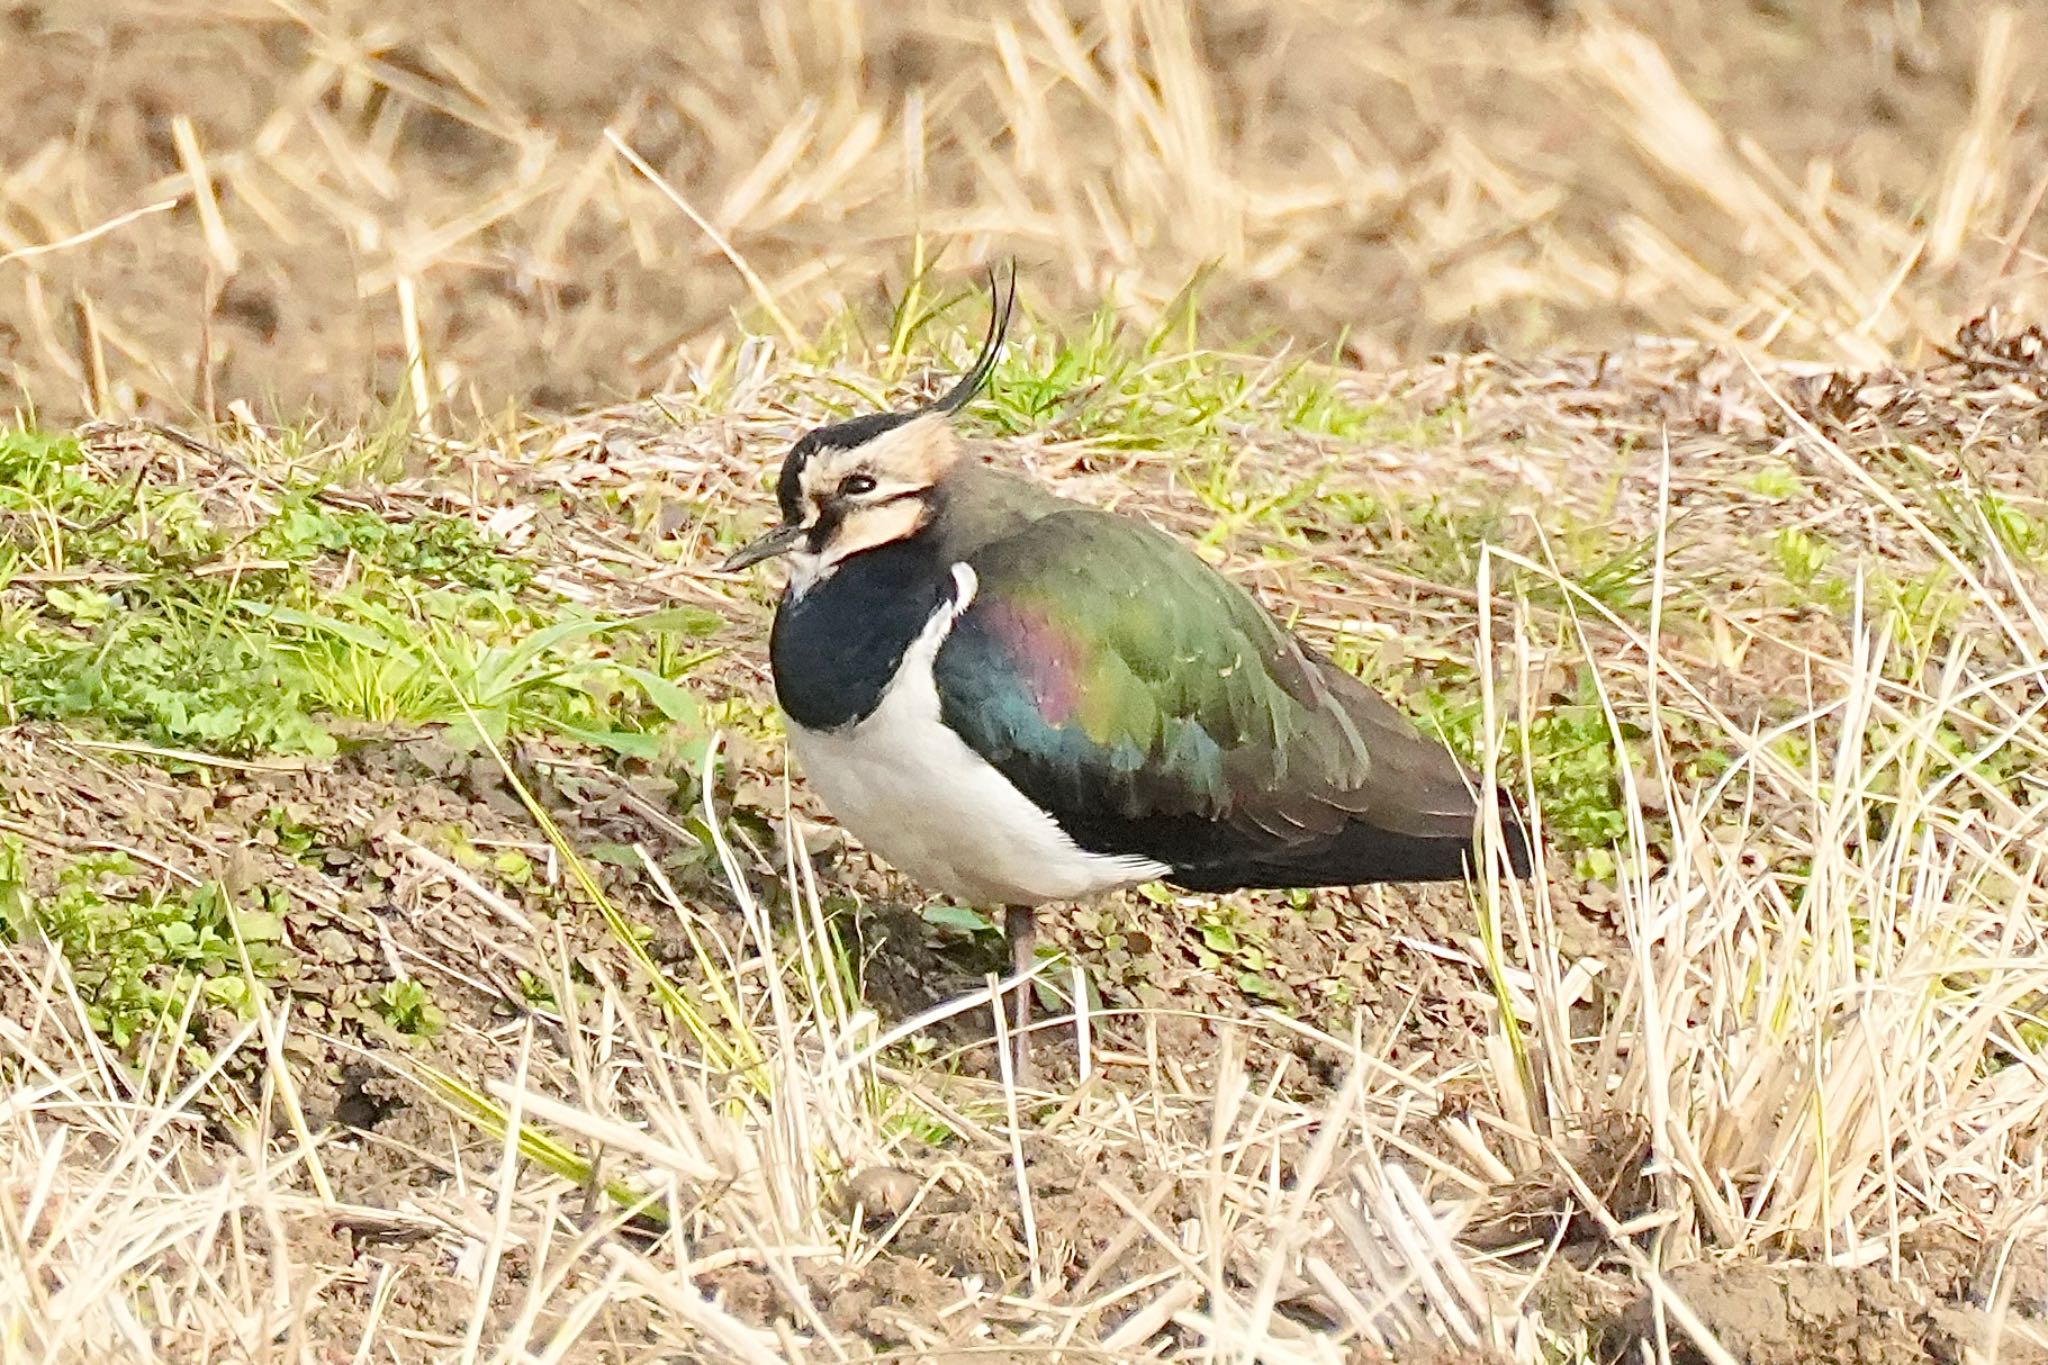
[836,277,1413,460]
[1770,526,1834,586]
[0,847,288,1052]
[0,429,717,760]
[1743,462,1802,499]
[369,978,448,1041]
[1192,902,1290,1004]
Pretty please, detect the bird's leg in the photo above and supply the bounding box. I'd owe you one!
[1004,904,1036,1087]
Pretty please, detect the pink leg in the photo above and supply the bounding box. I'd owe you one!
[1005,905,1036,1086]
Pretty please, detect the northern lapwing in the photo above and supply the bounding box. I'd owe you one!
[724,269,1534,1078]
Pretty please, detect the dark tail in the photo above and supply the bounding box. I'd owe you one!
[1170,795,1534,893]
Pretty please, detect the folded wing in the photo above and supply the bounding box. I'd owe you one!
[933,509,1531,891]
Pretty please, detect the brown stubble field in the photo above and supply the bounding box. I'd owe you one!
[4,0,2046,422]
[4,2,2048,1362]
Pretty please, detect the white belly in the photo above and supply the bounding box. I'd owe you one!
[787,566,1168,906]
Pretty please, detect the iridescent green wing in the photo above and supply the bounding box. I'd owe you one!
[933,507,1496,889]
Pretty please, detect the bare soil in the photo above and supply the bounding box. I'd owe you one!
[1605,1254,2048,1365]
[3,1,2040,423]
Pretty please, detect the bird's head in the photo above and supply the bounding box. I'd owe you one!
[722,266,1015,592]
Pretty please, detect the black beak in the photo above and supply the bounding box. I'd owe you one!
[721,523,805,572]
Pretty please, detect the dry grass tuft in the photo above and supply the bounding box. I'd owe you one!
[1,1,2043,423]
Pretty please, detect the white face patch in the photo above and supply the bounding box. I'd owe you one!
[795,415,957,512]
[783,547,831,599]
[825,498,926,566]
[778,496,931,602]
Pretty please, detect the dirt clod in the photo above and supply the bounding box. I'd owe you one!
[1606,1260,2048,1365]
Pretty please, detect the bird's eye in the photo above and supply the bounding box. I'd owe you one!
[840,473,878,497]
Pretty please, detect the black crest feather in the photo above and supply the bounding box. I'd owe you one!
[926,261,1016,417]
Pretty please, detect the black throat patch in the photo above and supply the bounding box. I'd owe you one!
[769,531,957,732]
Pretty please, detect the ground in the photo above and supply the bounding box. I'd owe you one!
[4,1,2044,423]
[4,1,2048,1362]
[5,319,2048,1361]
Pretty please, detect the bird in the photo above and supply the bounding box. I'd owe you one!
[723,268,1534,1080]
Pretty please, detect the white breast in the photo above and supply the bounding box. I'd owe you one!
[787,564,1170,907]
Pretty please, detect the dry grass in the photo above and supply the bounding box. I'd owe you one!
[1,1,2044,423]
[5,2,2048,1361]
[5,326,2048,1361]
